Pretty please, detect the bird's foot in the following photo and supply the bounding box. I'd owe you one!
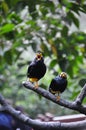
[34,85,39,89]
[56,96,60,101]
[34,82,39,89]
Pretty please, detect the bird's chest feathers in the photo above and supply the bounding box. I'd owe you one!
[29,61,46,79]
[34,61,45,71]
[55,77,66,86]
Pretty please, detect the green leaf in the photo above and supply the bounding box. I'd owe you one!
[4,50,12,65]
[72,16,79,28]
[68,11,79,28]
[79,79,86,87]
[80,4,86,13]
[40,43,50,56]
[2,1,9,14]
[12,42,22,49]
[8,12,22,23]
[50,59,57,68]
[0,23,15,35]
[70,2,80,15]
[61,25,68,37]
[43,1,55,12]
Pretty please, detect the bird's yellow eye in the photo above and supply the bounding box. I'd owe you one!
[60,72,67,78]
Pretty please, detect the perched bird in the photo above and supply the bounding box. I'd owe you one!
[49,72,67,101]
[27,51,46,89]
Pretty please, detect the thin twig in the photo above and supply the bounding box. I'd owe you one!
[75,84,86,105]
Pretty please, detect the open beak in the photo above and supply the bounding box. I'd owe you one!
[37,54,42,60]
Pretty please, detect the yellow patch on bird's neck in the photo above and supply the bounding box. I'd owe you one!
[29,78,38,82]
[50,90,60,94]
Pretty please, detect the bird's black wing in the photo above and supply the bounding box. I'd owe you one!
[49,79,56,93]
[27,60,36,77]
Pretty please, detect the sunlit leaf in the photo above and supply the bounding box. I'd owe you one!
[0,24,15,35]
[2,1,9,14]
[50,59,57,68]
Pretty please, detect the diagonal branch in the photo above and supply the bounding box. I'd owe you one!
[75,84,86,105]
[0,93,86,130]
[23,81,86,114]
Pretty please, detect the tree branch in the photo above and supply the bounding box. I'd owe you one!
[0,93,86,130]
[23,81,86,114]
[75,84,86,105]
[0,82,86,130]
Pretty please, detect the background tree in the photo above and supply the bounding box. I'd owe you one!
[0,0,86,129]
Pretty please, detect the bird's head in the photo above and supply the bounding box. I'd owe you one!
[60,72,67,79]
[36,51,43,60]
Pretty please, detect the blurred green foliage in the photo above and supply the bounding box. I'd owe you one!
[0,0,86,117]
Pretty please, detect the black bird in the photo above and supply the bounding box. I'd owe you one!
[27,51,46,89]
[49,72,67,101]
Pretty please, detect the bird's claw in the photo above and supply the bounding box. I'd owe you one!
[56,96,60,101]
[34,85,39,89]
[34,82,39,89]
